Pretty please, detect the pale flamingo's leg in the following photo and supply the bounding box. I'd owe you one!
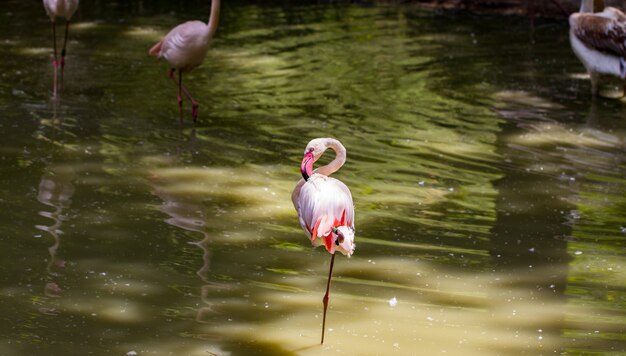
[185,85,199,122]
[60,21,70,82]
[51,21,58,97]
[169,69,184,122]
[321,253,336,345]
[170,69,199,122]
[178,70,184,122]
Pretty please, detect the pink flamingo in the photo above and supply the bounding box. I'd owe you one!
[291,138,356,344]
[149,0,220,123]
[43,0,79,97]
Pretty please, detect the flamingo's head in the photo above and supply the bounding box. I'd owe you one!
[332,226,355,257]
[301,138,331,181]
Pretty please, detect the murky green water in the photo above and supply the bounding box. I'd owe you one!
[1,1,625,355]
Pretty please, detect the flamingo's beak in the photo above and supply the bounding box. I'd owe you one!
[301,151,314,181]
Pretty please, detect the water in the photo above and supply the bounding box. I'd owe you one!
[0,1,625,355]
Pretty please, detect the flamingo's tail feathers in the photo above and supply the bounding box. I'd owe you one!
[149,39,164,57]
[312,215,335,253]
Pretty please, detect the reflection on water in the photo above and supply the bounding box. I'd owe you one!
[494,92,625,354]
[0,0,624,355]
[32,99,76,318]
[36,165,75,277]
[148,136,231,328]
[490,98,573,354]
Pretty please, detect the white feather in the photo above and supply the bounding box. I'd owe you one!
[43,0,79,21]
[570,29,623,77]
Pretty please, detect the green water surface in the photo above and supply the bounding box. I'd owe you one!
[0,1,624,355]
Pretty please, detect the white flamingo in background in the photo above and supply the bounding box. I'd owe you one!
[292,138,356,344]
[569,0,626,96]
[149,0,220,123]
[43,0,79,97]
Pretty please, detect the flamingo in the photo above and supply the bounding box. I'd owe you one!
[42,0,79,97]
[569,0,626,96]
[149,0,220,123]
[291,138,356,344]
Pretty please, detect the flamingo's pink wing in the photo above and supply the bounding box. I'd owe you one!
[149,39,164,56]
[158,21,209,56]
[295,176,354,248]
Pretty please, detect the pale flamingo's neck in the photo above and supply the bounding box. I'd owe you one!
[315,139,346,177]
[207,0,221,39]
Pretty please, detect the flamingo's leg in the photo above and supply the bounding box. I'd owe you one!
[61,21,70,80]
[169,69,184,122]
[321,253,336,345]
[170,69,199,122]
[51,21,58,97]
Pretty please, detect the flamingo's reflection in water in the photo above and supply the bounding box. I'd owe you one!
[151,185,229,324]
[36,165,75,311]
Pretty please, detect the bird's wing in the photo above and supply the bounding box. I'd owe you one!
[292,178,308,233]
[570,13,626,58]
[297,176,355,242]
[603,7,626,23]
[330,178,355,231]
[149,39,164,56]
[160,21,207,54]
[292,178,305,211]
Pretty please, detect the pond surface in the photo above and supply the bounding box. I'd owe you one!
[1,1,625,355]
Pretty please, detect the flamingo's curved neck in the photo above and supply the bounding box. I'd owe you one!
[207,0,221,38]
[315,139,346,177]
